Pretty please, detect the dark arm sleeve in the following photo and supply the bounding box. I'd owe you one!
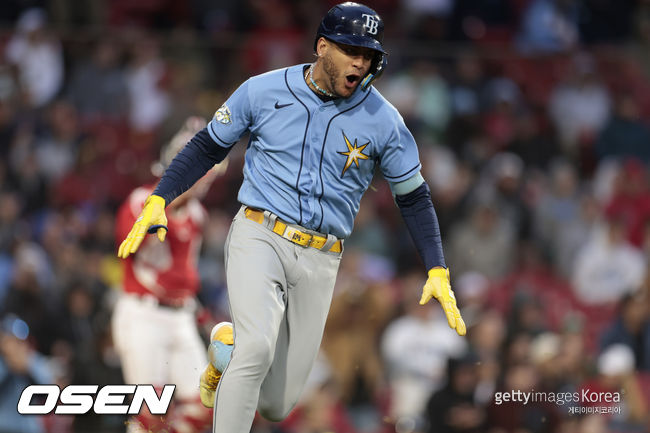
[395,181,446,270]
[153,127,231,205]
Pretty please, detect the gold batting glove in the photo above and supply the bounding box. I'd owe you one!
[117,195,168,259]
[420,267,466,336]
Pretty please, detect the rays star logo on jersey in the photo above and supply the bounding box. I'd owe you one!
[338,131,370,177]
[213,104,232,124]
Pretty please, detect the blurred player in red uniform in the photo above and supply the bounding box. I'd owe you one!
[112,117,225,433]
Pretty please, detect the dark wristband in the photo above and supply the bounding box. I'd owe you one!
[395,181,446,270]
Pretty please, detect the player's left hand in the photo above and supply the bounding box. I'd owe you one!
[117,195,168,259]
[420,267,466,336]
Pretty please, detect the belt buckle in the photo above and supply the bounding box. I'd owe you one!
[287,228,312,247]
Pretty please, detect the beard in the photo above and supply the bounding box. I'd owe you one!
[321,52,343,97]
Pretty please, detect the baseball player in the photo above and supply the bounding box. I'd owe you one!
[112,117,225,433]
[118,3,466,433]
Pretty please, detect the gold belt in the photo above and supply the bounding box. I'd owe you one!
[244,207,342,253]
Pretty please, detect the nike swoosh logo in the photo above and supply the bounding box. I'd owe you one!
[274,101,293,109]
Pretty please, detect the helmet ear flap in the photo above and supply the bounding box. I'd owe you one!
[361,53,387,91]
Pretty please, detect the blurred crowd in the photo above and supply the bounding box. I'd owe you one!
[1,1,650,433]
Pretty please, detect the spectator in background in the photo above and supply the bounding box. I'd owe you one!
[481,152,532,240]
[487,362,560,432]
[409,62,452,141]
[446,198,516,279]
[64,284,126,433]
[0,190,22,255]
[125,31,170,134]
[66,37,129,124]
[400,0,454,41]
[381,271,467,428]
[197,209,232,321]
[424,353,486,433]
[516,0,580,54]
[603,158,650,248]
[595,93,650,164]
[5,8,64,109]
[549,192,600,278]
[1,242,61,355]
[465,309,505,405]
[528,332,564,390]
[571,209,646,305]
[321,250,393,432]
[579,344,649,430]
[0,191,21,303]
[47,216,92,294]
[508,109,560,171]
[32,101,85,183]
[0,63,19,154]
[449,51,485,117]
[553,327,591,403]
[481,77,523,154]
[422,148,475,241]
[452,271,490,328]
[0,313,56,433]
[600,292,650,371]
[59,281,102,367]
[378,61,451,142]
[344,196,396,260]
[533,160,582,268]
[5,123,48,213]
[189,0,252,35]
[6,100,84,208]
[239,0,304,75]
[548,52,611,161]
[277,359,358,433]
[506,291,549,339]
[446,51,486,161]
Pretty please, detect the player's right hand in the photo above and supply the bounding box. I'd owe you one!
[117,195,168,259]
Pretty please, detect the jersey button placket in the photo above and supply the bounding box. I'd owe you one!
[305,108,326,228]
[298,114,317,223]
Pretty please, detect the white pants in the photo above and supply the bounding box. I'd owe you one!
[213,207,342,433]
[112,293,207,399]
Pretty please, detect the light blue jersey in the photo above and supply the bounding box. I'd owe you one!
[207,64,421,239]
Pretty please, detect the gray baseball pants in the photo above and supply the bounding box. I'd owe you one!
[212,206,342,433]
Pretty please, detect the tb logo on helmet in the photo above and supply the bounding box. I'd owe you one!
[361,13,379,35]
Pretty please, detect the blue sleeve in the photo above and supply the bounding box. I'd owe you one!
[206,80,254,147]
[396,181,446,270]
[379,113,422,183]
[153,127,230,205]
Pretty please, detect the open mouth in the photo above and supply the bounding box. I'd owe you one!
[345,74,360,88]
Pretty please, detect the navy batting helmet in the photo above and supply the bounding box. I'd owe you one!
[315,2,388,90]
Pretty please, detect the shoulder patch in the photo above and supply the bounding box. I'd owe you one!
[213,104,232,124]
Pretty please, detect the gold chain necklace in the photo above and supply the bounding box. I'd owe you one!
[307,64,336,98]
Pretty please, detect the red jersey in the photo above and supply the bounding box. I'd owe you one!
[116,186,206,304]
